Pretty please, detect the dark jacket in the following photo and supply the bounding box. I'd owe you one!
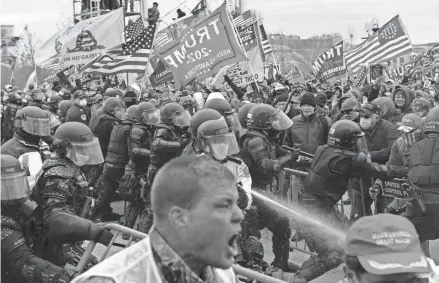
[392,87,414,125]
[285,113,332,156]
[361,118,400,165]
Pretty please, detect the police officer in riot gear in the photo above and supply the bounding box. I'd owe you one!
[204,98,242,135]
[1,91,22,143]
[1,154,71,283]
[148,102,191,185]
[28,89,46,109]
[240,104,298,272]
[298,120,389,282]
[119,102,160,232]
[197,117,252,209]
[406,105,439,257]
[237,102,255,138]
[91,105,138,222]
[1,106,51,160]
[31,122,112,267]
[181,108,223,156]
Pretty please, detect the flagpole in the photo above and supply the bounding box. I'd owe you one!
[225,0,261,93]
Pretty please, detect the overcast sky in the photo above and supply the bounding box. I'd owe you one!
[1,0,438,46]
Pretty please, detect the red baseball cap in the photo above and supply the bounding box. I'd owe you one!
[344,214,432,275]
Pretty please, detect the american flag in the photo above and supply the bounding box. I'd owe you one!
[345,15,413,71]
[81,24,157,75]
[259,24,272,55]
[427,44,439,61]
[154,30,173,50]
[370,64,383,81]
[125,17,145,42]
[233,10,254,27]
[352,66,367,88]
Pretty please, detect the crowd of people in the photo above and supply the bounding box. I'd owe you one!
[1,71,439,283]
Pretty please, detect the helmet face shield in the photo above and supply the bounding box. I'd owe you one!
[22,116,51,136]
[202,132,240,160]
[1,169,31,201]
[48,112,61,129]
[269,110,293,131]
[68,137,104,166]
[173,110,191,127]
[224,111,242,132]
[142,109,161,125]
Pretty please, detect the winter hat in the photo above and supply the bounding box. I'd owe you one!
[315,92,327,108]
[300,92,316,107]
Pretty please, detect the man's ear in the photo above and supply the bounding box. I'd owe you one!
[168,206,189,230]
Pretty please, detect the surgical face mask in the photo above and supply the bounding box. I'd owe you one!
[78,99,87,107]
[301,105,315,117]
[360,117,372,130]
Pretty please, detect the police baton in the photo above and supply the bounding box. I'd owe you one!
[282,145,315,159]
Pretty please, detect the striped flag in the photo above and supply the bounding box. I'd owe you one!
[352,66,367,88]
[345,15,413,71]
[233,10,254,27]
[80,23,157,75]
[125,17,145,42]
[259,24,272,55]
[154,30,173,50]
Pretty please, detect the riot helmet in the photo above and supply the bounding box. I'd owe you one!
[30,89,46,103]
[160,102,191,128]
[58,100,74,120]
[46,94,62,113]
[125,105,138,122]
[1,155,31,204]
[423,105,439,135]
[204,98,241,132]
[189,109,223,137]
[247,104,293,131]
[237,103,255,128]
[135,102,160,125]
[328,120,366,151]
[16,106,51,137]
[103,97,126,120]
[59,89,72,100]
[54,122,104,166]
[197,117,240,161]
[104,87,119,99]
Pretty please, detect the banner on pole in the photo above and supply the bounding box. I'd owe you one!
[211,46,264,90]
[59,9,124,66]
[264,64,280,77]
[237,24,258,52]
[312,41,346,79]
[149,55,173,87]
[156,3,246,89]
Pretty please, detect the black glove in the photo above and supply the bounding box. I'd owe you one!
[88,224,114,246]
[237,183,249,210]
[119,173,138,199]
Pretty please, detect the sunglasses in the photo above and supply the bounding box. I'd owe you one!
[360,113,372,119]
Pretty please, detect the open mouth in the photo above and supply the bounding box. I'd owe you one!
[228,234,239,256]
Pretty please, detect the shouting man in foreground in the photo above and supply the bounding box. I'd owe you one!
[72,155,244,283]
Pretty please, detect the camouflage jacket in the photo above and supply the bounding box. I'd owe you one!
[72,228,237,283]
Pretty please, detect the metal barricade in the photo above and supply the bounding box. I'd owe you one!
[76,223,289,283]
[274,167,346,257]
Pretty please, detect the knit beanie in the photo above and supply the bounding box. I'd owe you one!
[315,92,327,108]
[300,92,316,107]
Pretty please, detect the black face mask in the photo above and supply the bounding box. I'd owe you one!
[267,129,281,141]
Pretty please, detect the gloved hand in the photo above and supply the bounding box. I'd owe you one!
[22,264,70,283]
[88,223,114,246]
[237,183,249,210]
[180,137,189,149]
[289,149,300,162]
[354,150,373,169]
[369,183,381,199]
[119,172,137,198]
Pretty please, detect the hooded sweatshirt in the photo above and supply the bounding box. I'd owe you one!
[392,86,414,125]
[372,97,399,126]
